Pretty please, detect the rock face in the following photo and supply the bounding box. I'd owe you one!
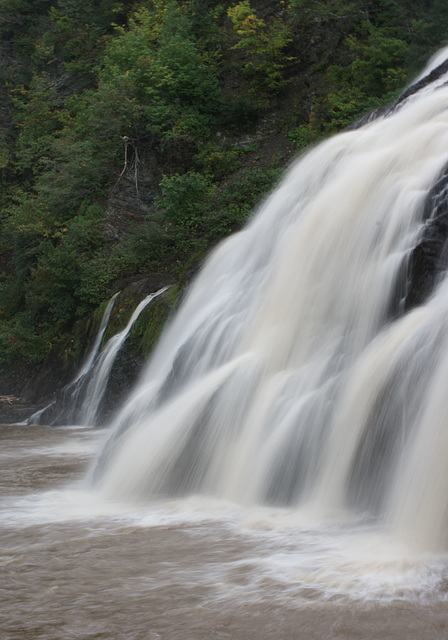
[0,276,174,425]
[346,65,448,317]
[405,172,448,310]
[389,64,448,312]
[94,285,174,425]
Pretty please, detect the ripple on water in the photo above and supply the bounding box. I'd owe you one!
[1,424,448,640]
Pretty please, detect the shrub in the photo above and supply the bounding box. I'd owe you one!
[228,0,293,102]
[157,171,215,229]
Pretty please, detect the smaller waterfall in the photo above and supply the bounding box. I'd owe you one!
[27,292,119,426]
[74,292,120,383]
[28,287,168,426]
[79,288,168,426]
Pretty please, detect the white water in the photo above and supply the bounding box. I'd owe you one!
[28,287,168,426]
[75,292,120,381]
[26,292,119,425]
[79,286,169,425]
[414,45,448,82]
[89,54,448,557]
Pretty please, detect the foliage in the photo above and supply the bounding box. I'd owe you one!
[289,1,413,130]
[210,165,283,233]
[194,142,243,180]
[10,74,61,174]
[156,165,282,245]
[100,1,221,142]
[0,0,446,373]
[287,124,323,150]
[0,312,48,363]
[157,171,215,228]
[228,0,293,101]
[291,0,363,21]
[322,24,408,128]
[41,0,125,74]
[130,297,171,356]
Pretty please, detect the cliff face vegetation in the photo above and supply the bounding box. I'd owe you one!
[0,0,447,401]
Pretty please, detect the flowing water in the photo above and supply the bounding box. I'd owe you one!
[5,53,448,638]
[94,51,448,552]
[26,292,119,426]
[2,424,448,639]
[29,287,168,427]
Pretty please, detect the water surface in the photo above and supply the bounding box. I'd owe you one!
[2,423,448,640]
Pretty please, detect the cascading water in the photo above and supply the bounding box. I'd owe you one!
[27,291,119,426]
[77,287,169,426]
[30,287,168,427]
[93,52,448,553]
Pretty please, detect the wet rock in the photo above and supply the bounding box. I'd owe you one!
[405,172,448,310]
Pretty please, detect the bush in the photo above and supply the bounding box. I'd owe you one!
[157,171,215,229]
[228,0,293,102]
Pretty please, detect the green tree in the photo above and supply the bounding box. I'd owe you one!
[100,1,221,142]
[157,171,215,229]
[11,74,62,174]
[228,0,293,101]
[36,0,125,74]
[323,24,408,129]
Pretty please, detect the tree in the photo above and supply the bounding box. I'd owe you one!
[228,0,293,102]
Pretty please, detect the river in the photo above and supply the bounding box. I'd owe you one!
[2,422,448,639]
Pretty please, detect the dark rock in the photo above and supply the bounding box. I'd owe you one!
[405,172,448,310]
[22,277,175,426]
[393,59,448,112]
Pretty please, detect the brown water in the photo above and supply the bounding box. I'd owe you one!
[2,423,448,640]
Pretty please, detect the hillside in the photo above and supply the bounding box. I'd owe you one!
[0,0,447,409]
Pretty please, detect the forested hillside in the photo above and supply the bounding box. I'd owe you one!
[0,0,447,400]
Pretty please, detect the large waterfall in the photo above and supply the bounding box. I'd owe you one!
[92,51,448,553]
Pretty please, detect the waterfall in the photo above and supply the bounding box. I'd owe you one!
[74,292,120,383]
[78,287,168,426]
[27,292,119,426]
[29,287,168,426]
[93,51,448,552]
